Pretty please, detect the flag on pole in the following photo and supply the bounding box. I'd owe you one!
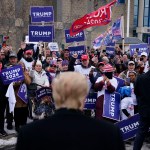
[93,34,104,49]
[112,17,122,43]
[70,0,117,36]
[92,16,122,47]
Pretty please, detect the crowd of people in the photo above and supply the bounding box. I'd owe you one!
[0,42,149,149]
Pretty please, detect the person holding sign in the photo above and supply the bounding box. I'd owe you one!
[13,61,31,132]
[5,52,18,130]
[94,64,118,120]
[15,72,125,150]
[30,60,49,89]
[61,48,70,61]
[29,60,50,120]
[74,54,95,91]
[20,49,34,71]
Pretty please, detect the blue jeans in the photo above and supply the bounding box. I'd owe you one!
[133,116,150,150]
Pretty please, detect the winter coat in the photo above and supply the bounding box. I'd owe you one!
[30,70,49,88]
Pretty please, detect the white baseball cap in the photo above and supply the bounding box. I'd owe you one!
[141,52,147,57]
[128,61,135,65]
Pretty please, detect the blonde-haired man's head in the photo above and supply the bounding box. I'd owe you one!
[52,72,88,110]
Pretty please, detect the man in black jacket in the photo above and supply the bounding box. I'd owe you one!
[133,65,150,150]
[15,72,125,150]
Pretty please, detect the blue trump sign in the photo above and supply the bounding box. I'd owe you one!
[84,92,97,109]
[0,65,24,85]
[103,90,121,121]
[18,83,28,104]
[30,6,54,23]
[130,44,148,56]
[65,30,85,43]
[115,114,140,141]
[106,47,115,56]
[29,25,54,42]
[36,87,52,101]
[68,45,86,59]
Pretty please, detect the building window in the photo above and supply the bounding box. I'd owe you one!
[143,0,150,27]
[142,33,150,43]
[133,0,139,27]
[133,30,138,37]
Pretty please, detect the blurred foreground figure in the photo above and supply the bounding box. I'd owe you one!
[15,72,125,150]
[133,66,150,150]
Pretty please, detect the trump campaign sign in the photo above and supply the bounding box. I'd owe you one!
[68,45,86,59]
[65,30,85,43]
[129,44,148,56]
[84,92,97,109]
[36,87,52,101]
[103,90,121,121]
[115,114,140,141]
[106,47,115,56]
[48,42,59,51]
[29,25,54,42]
[30,6,54,23]
[18,83,28,104]
[0,65,24,85]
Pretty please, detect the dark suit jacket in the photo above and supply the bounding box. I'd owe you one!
[134,70,150,117]
[15,108,125,150]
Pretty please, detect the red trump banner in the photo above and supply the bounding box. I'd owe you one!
[70,0,117,36]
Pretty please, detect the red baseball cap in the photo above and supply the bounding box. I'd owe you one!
[25,50,33,55]
[81,55,88,61]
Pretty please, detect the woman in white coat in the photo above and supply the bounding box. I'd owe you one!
[29,60,51,120]
[30,60,49,88]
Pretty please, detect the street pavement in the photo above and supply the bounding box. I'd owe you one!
[0,119,150,150]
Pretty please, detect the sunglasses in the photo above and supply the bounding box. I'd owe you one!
[50,65,57,68]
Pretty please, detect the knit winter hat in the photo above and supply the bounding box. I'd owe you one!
[36,60,42,66]
[103,64,114,72]
[62,60,69,66]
